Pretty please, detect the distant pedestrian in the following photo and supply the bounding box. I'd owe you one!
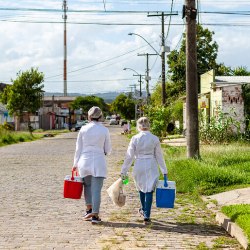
[121,117,167,224]
[72,106,112,224]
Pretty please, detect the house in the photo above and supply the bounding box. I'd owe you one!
[0,83,14,126]
[39,96,79,130]
[183,70,250,133]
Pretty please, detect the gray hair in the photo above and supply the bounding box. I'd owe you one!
[88,106,103,120]
[136,117,150,131]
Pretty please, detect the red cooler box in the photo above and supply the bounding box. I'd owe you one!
[63,171,83,199]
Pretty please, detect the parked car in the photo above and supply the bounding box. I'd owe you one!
[74,120,88,131]
[106,116,111,120]
[109,118,118,125]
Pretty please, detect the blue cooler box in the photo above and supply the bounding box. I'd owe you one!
[156,180,176,208]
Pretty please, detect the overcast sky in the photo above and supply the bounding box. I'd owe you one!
[0,0,250,95]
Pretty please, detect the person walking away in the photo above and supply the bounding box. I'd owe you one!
[72,106,112,224]
[121,117,167,225]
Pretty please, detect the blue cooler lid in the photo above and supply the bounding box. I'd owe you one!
[157,180,176,190]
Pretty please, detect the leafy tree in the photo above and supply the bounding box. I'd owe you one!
[70,95,108,117]
[167,24,218,93]
[151,81,185,106]
[232,66,250,76]
[215,64,250,76]
[111,94,135,120]
[215,63,232,76]
[0,68,44,134]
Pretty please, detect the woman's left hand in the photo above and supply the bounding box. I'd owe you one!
[72,166,77,172]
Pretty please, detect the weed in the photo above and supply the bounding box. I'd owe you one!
[195,242,210,250]
[212,236,240,249]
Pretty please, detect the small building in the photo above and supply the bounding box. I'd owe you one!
[39,96,80,130]
[0,83,14,126]
[183,70,250,133]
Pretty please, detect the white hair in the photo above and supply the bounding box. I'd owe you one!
[136,117,150,131]
[88,106,103,120]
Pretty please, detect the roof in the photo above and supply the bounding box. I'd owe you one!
[215,76,250,84]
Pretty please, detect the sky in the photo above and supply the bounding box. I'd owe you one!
[0,0,250,95]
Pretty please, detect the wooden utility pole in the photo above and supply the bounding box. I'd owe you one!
[62,0,67,96]
[184,0,200,158]
[138,53,157,103]
[148,12,177,105]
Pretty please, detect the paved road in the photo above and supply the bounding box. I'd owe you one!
[0,125,242,250]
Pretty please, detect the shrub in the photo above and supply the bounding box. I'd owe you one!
[199,108,242,144]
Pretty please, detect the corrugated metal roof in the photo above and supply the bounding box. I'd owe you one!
[215,76,250,84]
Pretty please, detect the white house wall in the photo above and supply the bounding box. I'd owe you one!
[210,87,222,117]
[222,85,245,132]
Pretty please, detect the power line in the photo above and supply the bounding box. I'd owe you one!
[45,40,160,79]
[0,8,176,14]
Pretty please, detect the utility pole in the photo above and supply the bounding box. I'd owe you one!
[161,12,166,105]
[62,0,67,96]
[148,12,177,105]
[183,0,199,158]
[138,53,157,103]
[138,74,142,97]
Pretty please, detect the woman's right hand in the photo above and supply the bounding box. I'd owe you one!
[72,166,77,172]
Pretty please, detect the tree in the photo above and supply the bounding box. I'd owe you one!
[167,24,218,93]
[232,66,250,76]
[0,68,44,134]
[111,94,135,120]
[151,81,185,106]
[215,64,250,76]
[70,95,108,117]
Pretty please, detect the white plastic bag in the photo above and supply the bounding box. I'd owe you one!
[107,178,126,207]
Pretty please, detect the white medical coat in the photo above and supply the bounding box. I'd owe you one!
[121,131,167,192]
[73,121,112,178]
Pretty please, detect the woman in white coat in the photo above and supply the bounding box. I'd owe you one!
[72,106,112,224]
[121,117,167,224]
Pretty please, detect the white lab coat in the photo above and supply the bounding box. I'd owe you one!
[121,131,167,193]
[73,121,112,178]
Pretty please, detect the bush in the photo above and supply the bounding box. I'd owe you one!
[144,105,171,138]
[0,122,14,131]
[199,108,242,144]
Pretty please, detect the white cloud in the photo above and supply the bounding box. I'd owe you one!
[0,0,250,95]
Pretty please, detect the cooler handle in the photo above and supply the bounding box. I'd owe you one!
[71,170,78,181]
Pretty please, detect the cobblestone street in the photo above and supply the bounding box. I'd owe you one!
[0,125,242,250]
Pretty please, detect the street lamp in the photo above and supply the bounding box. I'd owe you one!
[128,32,170,105]
[123,67,144,97]
[128,33,160,56]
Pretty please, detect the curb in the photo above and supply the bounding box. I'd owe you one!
[216,212,249,250]
[202,196,249,250]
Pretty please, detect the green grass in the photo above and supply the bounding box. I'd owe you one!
[0,129,41,146]
[222,204,250,242]
[0,128,68,147]
[161,143,250,195]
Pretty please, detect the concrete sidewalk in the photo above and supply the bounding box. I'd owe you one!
[207,188,250,206]
[0,127,243,249]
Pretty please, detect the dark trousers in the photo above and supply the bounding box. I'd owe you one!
[139,191,153,219]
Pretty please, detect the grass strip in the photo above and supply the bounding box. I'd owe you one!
[222,204,250,242]
[161,143,250,195]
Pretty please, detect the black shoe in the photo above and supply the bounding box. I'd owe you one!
[144,218,152,225]
[92,215,102,224]
[83,209,93,221]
